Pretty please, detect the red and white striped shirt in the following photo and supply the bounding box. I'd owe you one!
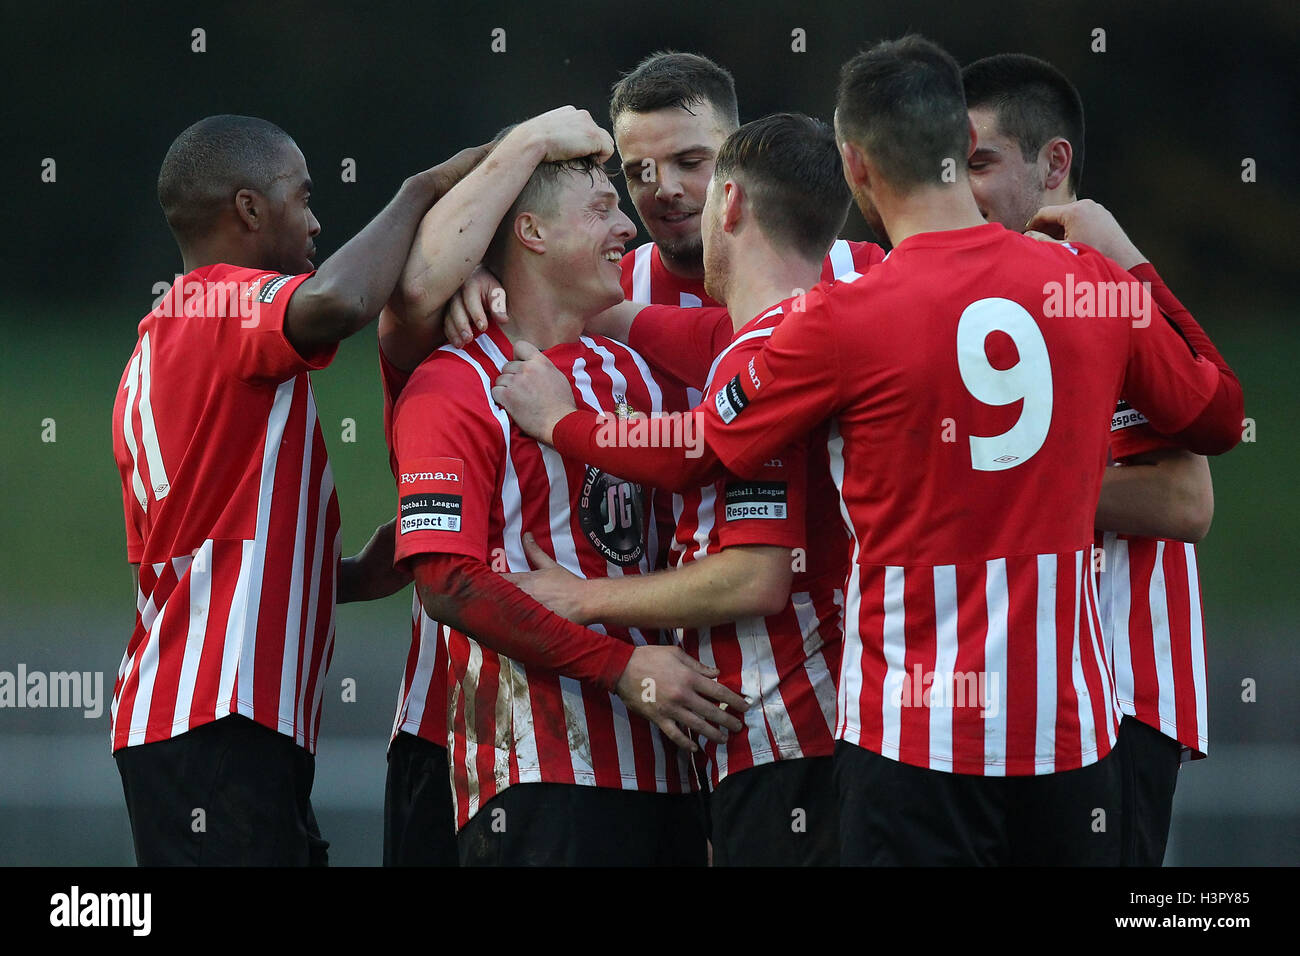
[373,348,452,750]
[390,323,695,828]
[110,265,340,754]
[1095,406,1209,758]
[629,301,846,787]
[702,225,1233,775]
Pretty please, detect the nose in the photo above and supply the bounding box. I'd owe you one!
[308,209,321,238]
[614,209,637,243]
[655,168,683,203]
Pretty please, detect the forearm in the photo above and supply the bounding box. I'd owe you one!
[414,552,632,690]
[552,409,724,491]
[1095,455,1214,542]
[583,300,642,342]
[577,546,791,629]
[337,555,361,604]
[397,131,548,316]
[306,171,443,341]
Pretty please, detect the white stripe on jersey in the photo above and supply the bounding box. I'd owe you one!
[793,591,838,735]
[171,540,212,730]
[137,332,171,501]
[296,454,333,744]
[1034,553,1060,773]
[931,564,959,770]
[461,639,484,820]
[1186,546,1208,752]
[829,421,862,744]
[694,626,724,781]
[749,616,802,757]
[735,618,779,762]
[983,558,1009,776]
[631,243,654,303]
[827,239,860,282]
[1085,556,1118,746]
[589,336,666,415]
[127,565,175,746]
[279,392,316,736]
[1107,535,1134,708]
[1068,549,1092,759]
[218,540,253,720]
[1148,540,1179,733]
[878,566,907,762]
[236,379,295,714]
[121,352,147,510]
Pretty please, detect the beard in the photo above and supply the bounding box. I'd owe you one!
[702,239,729,306]
[656,231,704,274]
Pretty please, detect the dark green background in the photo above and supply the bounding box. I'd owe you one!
[1,0,1296,865]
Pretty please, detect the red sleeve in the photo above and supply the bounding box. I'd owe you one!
[628,305,732,390]
[707,334,807,550]
[1111,261,1239,460]
[702,285,846,477]
[210,268,337,384]
[1129,262,1234,378]
[111,364,145,563]
[551,408,726,492]
[391,360,501,564]
[1109,258,1242,455]
[414,553,633,692]
[1109,412,1181,461]
[716,444,807,551]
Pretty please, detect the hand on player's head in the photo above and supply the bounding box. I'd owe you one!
[523,106,615,165]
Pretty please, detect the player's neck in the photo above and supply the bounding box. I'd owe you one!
[725,249,821,333]
[497,274,586,352]
[179,238,265,275]
[881,182,988,246]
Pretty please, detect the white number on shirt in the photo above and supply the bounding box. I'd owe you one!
[121,331,172,508]
[956,297,1053,471]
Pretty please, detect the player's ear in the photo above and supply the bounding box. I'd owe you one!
[1042,137,1073,192]
[841,140,870,193]
[235,188,263,232]
[515,212,546,255]
[722,179,744,234]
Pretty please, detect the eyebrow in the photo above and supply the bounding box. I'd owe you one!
[620,145,715,173]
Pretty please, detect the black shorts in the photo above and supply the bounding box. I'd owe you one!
[711,756,838,866]
[384,731,459,867]
[114,714,328,866]
[834,740,1121,866]
[457,782,707,866]
[1114,715,1182,866]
